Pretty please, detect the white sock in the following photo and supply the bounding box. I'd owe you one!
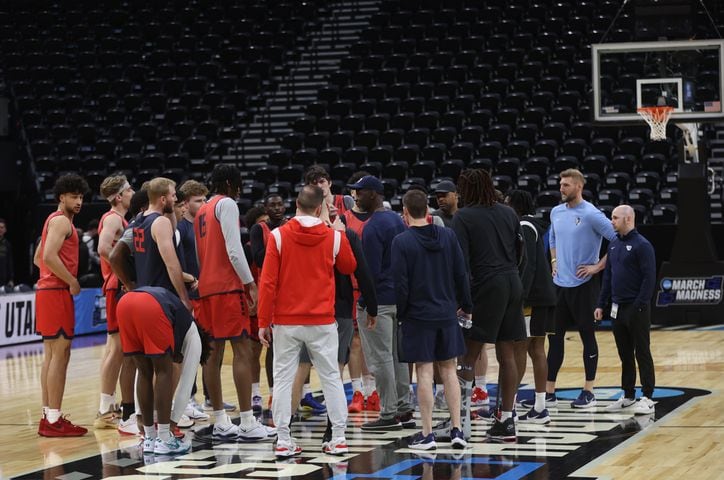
[363,375,376,397]
[435,384,445,394]
[157,423,171,441]
[500,411,513,421]
[252,383,260,397]
[534,392,546,412]
[239,410,255,429]
[47,409,61,424]
[213,410,228,425]
[351,377,363,393]
[144,425,157,439]
[99,393,115,414]
[475,376,487,390]
[303,383,312,396]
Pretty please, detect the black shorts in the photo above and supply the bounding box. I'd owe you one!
[554,277,600,333]
[469,272,526,343]
[399,320,466,363]
[528,305,556,337]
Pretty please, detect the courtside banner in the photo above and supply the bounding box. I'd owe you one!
[0,292,36,346]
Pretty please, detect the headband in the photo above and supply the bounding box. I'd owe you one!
[107,182,131,202]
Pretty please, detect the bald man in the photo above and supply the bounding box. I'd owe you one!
[595,205,656,416]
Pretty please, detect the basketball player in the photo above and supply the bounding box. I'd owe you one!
[95,174,139,434]
[305,165,353,219]
[35,174,89,437]
[194,164,274,440]
[547,169,616,408]
[258,185,357,457]
[452,169,525,442]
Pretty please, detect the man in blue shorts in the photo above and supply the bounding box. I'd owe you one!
[547,169,616,408]
[392,189,471,451]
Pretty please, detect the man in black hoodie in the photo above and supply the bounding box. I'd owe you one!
[392,190,472,451]
[506,190,557,424]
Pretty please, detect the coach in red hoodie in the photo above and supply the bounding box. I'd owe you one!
[258,185,357,458]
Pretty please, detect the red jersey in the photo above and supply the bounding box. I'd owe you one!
[99,209,127,293]
[37,211,79,290]
[195,195,244,297]
[333,194,348,217]
[341,210,370,238]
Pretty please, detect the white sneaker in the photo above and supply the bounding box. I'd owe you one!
[154,436,190,455]
[275,439,302,457]
[185,402,210,420]
[633,396,655,415]
[605,395,637,412]
[323,437,349,455]
[177,414,194,428]
[237,418,274,441]
[142,436,155,454]
[118,414,141,436]
[213,420,240,439]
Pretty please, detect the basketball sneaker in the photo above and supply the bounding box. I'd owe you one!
[361,417,402,431]
[275,440,302,457]
[450,427,467,449]
[396,410,416,429]
[118,414,141,436]
[571,390,596,409]
[518,407,551,424]
[348,391,365,413]
[184,401,209,420]
[238,419,276,441]
[433,389,448,410]
[299,393,327,414]
[154,437,190,455]
[94,410,118,429]
[252,395,263,414]
[142,436,155,454]
[471,386,489,406]
[322,437,349,455]
[39,416,88,437]
[177,414,194,428]
[633,396,655,415]
[171,425,184,439]
[213,420,240,439]
[605,395,636,412]
[365,391,380,411]
[520,393,558,409]
[487,417,516,442]
[408,432,436,451]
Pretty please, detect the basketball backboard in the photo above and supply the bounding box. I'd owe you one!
[592,39,724,123]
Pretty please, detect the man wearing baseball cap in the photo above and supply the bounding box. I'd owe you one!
[346,175,414,431]
[432,180,459,228]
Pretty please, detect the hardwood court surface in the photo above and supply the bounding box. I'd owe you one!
[1,327,723,479]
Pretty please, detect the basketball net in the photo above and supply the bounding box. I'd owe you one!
[637,106,673,141]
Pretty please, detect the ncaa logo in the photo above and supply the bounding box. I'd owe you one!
[662,278,673,290]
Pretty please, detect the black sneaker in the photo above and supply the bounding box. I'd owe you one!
[361,417,402,431]
[486,417,516,443]
[395,410,416,429]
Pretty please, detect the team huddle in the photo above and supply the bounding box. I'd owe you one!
[33,163,658,456]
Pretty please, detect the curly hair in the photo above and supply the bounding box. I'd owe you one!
[304,165,330,185]
[209,164,242,196]
[53,174,89,202]
[506,189,535,217]
[244,206,267,228]
[457,169,497,207]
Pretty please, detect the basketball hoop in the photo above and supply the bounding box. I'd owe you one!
[637,106,674,141]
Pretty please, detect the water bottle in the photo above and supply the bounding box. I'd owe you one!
[457,314,472,329]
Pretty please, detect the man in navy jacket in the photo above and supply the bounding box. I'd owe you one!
[595,205,656,415]
[392,189,472,451]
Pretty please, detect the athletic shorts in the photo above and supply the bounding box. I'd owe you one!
[469,272,526,343]
[399,320,466,363]
[527,305,556,337]
[36,289,75,339]
[197,291,250,341]
[117,292,173,356]
[105,288,121,334]
[554,277,600,333]
[337,317,354,365]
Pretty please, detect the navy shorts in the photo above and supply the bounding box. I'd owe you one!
[399,319,466,363]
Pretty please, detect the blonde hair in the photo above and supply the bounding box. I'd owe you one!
[560,168,586,185]
[147,177,176,203]
[179,180,209,198]
[99,175,129,205]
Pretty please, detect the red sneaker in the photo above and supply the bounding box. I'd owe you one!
[365,391,380,412]
[348,391,365,413]
[171,425,184,439]
[472,387,490,406]
[39,416,88,437]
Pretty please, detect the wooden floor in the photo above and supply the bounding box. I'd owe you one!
[1,327,723,479]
